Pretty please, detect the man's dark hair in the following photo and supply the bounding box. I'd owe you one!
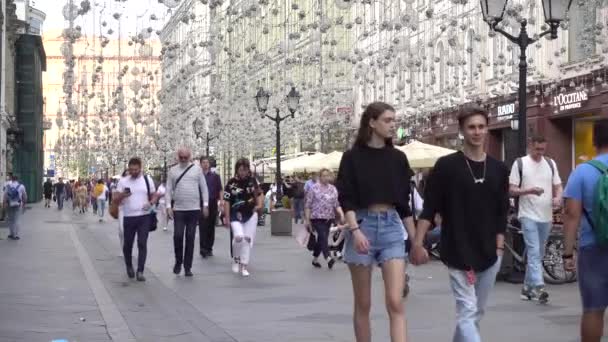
[530,134,547,144]
[593,119,608,149]
[199,155,209,163]
[128,157,142,167]
[457,106,489,128]
[97,179,104,184]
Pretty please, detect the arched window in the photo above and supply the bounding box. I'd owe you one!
[467,29,475,86]
[436,41,445,92]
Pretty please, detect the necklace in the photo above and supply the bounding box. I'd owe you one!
[464,154,487,184]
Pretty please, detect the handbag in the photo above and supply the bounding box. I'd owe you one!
[109,200,119,219]
[144,175,158,232]
[307,231,317,251]
[170,164,195,207]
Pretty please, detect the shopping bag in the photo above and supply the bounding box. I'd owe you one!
[295,224,310,248]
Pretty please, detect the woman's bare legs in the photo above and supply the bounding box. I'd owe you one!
[382,258,407,342]
[349,264,373,342]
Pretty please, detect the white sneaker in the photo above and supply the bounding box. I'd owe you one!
[163,227,168,231]
[232,260,240,273]
[241,268,250,277]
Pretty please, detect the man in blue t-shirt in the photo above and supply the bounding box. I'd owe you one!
[563,119,608,342]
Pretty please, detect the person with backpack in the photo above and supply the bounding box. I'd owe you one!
[509,135,563,303]
[563,119,608,342]
[3,175,27,240]
[114,158,159,282]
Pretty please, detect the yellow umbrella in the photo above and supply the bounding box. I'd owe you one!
[397,140,456,169]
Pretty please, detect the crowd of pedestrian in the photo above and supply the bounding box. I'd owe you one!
[10,100,608,342]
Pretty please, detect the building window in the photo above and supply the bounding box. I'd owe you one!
[568,3,597,62]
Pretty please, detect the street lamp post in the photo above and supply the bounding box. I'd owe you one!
[255,86,301,202]
[480,0,572,156]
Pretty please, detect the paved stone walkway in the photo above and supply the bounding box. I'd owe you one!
[0,202,596,341]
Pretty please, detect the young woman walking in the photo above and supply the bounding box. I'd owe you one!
[223,158,263,277]
[304,168,345,269]
[336,102,416,342]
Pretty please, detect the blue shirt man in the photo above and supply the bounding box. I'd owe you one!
[563,119,608,341]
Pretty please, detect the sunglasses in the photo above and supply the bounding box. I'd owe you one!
[178,156,189,160]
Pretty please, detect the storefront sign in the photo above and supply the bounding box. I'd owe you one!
[497,103,516,117]
[492,102,517,122]
[553,90,588,112]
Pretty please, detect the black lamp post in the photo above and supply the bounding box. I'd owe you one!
[255,86,301,202]
[480,0,572,156]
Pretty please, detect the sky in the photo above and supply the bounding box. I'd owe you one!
[36,0,170,37]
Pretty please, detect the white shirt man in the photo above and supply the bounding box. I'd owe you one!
[115,158,157,281]
[509,136,563,302]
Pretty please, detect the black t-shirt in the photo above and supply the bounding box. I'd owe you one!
[224,176,259,222]
[420,151,509,272]
[336,145,414,218]
[55,182,66,195]
[44,182,53,195]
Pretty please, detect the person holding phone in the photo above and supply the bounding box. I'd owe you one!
[509,135,563,303]
[114,157,158,282]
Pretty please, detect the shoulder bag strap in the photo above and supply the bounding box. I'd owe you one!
[174,164,195,189]
[581,160,608,231]
[517,157,523,188]
[143,174,152,201]
[544,156,555,177]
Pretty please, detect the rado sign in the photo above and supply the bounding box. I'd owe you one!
[553,90,588,112]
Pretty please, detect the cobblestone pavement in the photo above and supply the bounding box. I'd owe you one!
[0,202,595,342]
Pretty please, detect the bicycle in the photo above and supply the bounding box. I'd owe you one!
[502,219,576,285]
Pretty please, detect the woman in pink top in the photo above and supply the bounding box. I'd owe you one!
[304,168,345,269]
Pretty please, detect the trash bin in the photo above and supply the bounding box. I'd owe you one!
[271,208,292,236]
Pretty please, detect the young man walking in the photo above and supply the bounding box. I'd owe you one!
[199,156,222,258]
[55,178,67,210]
[165,148,209,277]
[509,135,563,302]
[563,119,608,342]
[114,157,158,281]
[3,175,27,240]
[411,107,509,342]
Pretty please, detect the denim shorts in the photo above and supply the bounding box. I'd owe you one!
[343,209,406,266]
[578,245,608,312]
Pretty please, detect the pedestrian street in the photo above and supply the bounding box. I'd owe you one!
[0,203,593,342]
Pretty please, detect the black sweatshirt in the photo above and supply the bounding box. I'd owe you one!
[336,145,414,219]
[420,151,509,272]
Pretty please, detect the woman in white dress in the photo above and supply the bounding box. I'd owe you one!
[156,179,169,231]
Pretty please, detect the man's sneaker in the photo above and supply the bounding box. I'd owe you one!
[536,286,549,303]
[232,260,240,273]
[521,286,549,303]
[241,268,250,277]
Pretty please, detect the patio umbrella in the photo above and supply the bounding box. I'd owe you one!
[397,140,456,169]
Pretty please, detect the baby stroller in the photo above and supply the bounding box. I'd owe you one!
[329,224,346,261]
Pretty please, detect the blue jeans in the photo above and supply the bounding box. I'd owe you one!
[7,206,21,237]
[57,193,65,210]
[97,199,106,218]
[520,217,551,287]
[343,209,405,266]
[449,257,502,342]
[292,198,304,223]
